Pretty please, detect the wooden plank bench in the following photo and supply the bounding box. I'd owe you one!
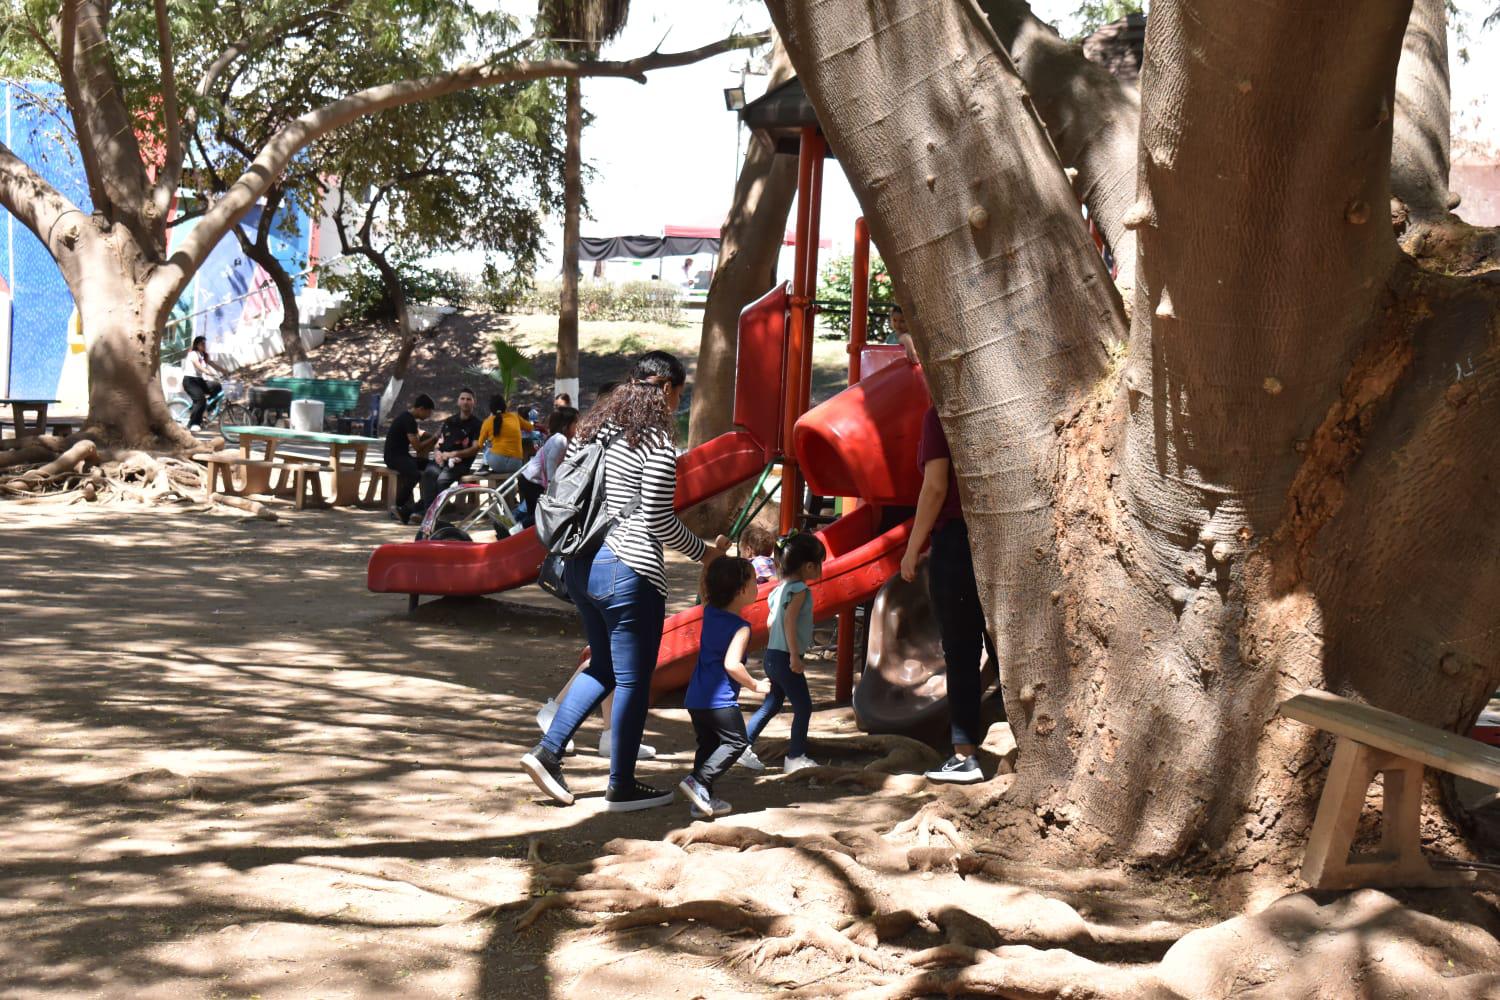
[1279,688,1500,890]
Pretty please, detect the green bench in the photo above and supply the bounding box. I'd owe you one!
[261,378,364,430]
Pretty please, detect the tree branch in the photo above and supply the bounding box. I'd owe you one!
[152,0,184,224]
[146,31,768,321]
[0,140,87,257]
[55,0,110,216]
[1392,0,1453,221]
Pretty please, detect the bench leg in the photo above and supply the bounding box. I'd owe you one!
[408,594,420,613]
[293,469,328,511]
[207,461,240,497]
[1301,738,1453,890]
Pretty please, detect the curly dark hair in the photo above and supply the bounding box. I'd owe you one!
[575,350,686,449]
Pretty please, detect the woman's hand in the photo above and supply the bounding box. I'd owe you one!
[755,678,772,695]
[900,545,924,583]
[790,656,805,675]
[700,534,730,566]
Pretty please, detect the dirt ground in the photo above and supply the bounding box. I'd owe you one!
[0,500,935,999]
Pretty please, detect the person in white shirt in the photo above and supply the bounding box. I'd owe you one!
[517,405,577,528]
[180,336,229,429]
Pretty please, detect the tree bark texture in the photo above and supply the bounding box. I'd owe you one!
[977,0,1139,299]
[770,0,1500,871]
[686,38,797,454]
[1390,0,1452,222]
[556,76,583,402]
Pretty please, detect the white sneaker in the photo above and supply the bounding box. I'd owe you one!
[783,754,818,773]
[598,730,656,760]
[535,698,574,755]
[737,747,766,771]
[189,424,202,432]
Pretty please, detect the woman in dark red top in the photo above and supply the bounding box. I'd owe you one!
[899,405,998,783]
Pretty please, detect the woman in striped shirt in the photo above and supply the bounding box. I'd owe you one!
[522,351,727,811]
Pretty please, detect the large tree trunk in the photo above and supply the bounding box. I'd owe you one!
[682,40,798,535]
[556,76,583,405]
[67,230,191,448]
[769,0,1500,873]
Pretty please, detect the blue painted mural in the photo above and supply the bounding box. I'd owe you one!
[0,81,317,404]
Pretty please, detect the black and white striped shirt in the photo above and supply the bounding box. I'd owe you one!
[578,423,706,596]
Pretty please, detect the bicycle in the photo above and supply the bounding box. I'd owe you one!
[170,378,249,431]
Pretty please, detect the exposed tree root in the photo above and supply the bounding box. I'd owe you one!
[774,764,929,795]
[596,899,904,972]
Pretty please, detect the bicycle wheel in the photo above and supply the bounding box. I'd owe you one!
[217,401,250,430]
[168,397,191,427]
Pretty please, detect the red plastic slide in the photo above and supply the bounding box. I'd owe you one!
[649,504,912,699]
[366,429,767,599]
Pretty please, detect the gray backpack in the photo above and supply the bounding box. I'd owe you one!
[534,430,638,560]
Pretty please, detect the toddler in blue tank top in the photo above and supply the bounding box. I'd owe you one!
[678,556,770,820]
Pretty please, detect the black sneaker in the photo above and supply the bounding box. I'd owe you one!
[677,775,712,814]
[521,744,573,805]
[924,754,983,784]
[605,780,674,812]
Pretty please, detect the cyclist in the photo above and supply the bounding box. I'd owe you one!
[181,336,229,430]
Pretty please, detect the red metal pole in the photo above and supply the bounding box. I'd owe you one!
[849,216,870,386]
[781,127,818,536]
[835,214,871,704]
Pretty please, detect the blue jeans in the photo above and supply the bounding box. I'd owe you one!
[745,648,812,759]
[539,546,665,789]
[483,451,523,475]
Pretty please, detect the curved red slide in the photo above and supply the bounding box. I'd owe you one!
[366,430,767,599]
[646,503,911,700]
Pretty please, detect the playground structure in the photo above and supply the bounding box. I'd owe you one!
[367,117,972,733]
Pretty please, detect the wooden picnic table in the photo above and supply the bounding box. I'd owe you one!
[223,425,386,508]
[1,398,60,438]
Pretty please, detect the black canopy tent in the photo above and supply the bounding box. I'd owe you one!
[576,234,720,262]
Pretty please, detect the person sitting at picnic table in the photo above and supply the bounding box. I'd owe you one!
[420,388,485,506]
[477,394,532,475]
[516,405,578,527]
[383,393,437,524]
[181,336,230,430]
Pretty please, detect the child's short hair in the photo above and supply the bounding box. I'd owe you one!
[739,524,775,558]
[777,532,827,578]
[705,555,755,608]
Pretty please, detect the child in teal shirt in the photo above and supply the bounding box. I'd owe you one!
[744,532,826,772]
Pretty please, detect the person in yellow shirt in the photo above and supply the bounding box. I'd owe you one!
[478,394,533,475]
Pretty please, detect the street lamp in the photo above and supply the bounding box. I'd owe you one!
[722,86,746,111]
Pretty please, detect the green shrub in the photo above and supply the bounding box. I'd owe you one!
[515,278,685,326]
[817,254,898,341]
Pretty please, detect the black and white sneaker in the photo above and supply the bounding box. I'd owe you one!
[677,776,712,815]
[924,754,983,784]
[605,780,675,812]
[521,744,573,804]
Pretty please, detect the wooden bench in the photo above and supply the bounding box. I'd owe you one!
[1280,688,1500,890]
[194,451,277,498]
[273,461,328,510]
[361,467,399,511]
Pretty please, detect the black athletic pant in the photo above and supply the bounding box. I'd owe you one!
[385,454,431,516]
[182,376,220,427]
[928,518,999,750]
[689,706,750,793]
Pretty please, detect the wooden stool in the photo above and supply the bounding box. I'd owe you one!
[195,452,275,497]
[362,468,400,510]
